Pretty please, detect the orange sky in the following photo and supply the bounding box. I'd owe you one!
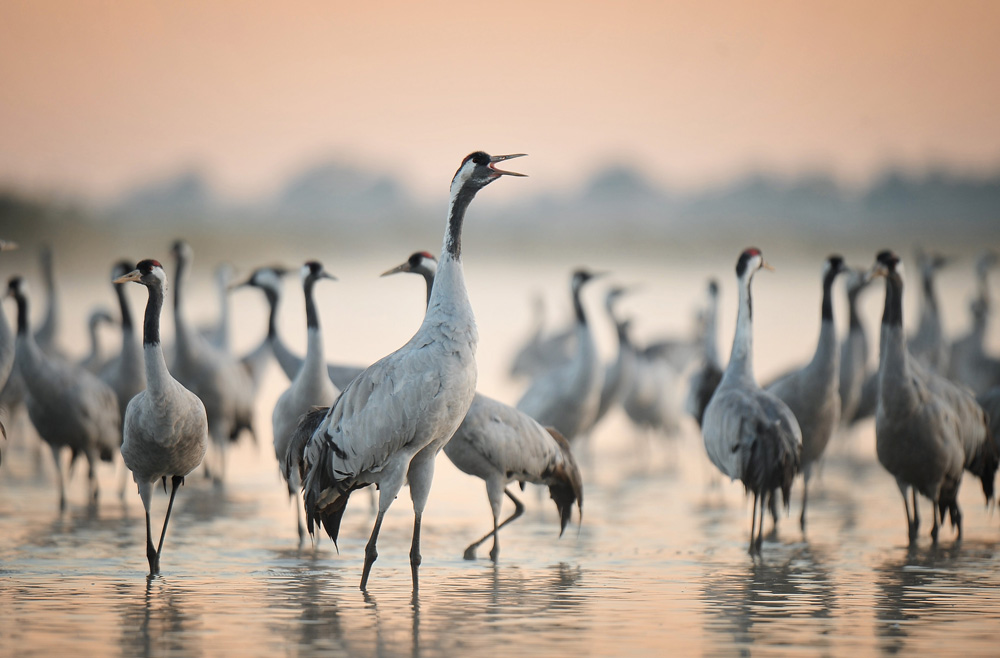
[2,0,999,202]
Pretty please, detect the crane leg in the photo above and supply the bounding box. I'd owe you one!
[410,512,422,592]
[930,497,940,545]
[800,468,811,532]
[910,489,920,543]
[48,444,67,512]
[748,493,759,555]
[464,488,525,561]
[154,476,184,572]
[145,509,159,576]
[756,493,766,553]
[360,511,385,591]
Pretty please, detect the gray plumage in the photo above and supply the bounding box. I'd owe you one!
[0,240,17,459]
[271,261,339,543]
[839,268,874,425]
[508,295,575,381]
[765,255,847,531]
[871,250,997,545]
[702,248,802,555]
[948,251,999,396]
[169,240,255,483]
[245,265,367,391]
[34,245,63,359]
[8,276,121,510]
[686,279,723,428]
[976,386,1000,456]
[593,286,636,427]
[232,265,283,395]
[78,307,114,374]
[447,393,583,561]
[620,328,684,437]
[98,261,147,432]
[116,259,208,576]
[516,269,604,442]
[384,249,584,561]
[200,262,235,353]
[298,151,525,591]
[908,249,950,375]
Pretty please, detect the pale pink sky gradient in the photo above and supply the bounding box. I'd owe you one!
[2,0,999,201]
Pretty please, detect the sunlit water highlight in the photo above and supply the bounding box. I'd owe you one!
[1,247,999,656]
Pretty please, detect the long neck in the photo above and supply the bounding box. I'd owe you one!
[572,284,588,326]
[115,282,134,334]
[173,255,189,332]
[87,319,102,357]
[847,289,863,331]
[444,184,479,261]
[15,293,29,337]
[302,279,326,375]
[878,274,906,373]
[217,277,230,344]
[704,297,719,365]
[725,274,755,384]
[142,283,171,393]
[265,288,280,339]
[810,271,839,370]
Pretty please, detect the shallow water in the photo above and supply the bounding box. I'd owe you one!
[1,246,999,656]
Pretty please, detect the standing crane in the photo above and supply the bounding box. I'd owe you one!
[701,248,802,554]
[271,261,339,544]
[115,260,208,575]
[8,276,121,509]
[764,255,847,531]
[297,151,525,590]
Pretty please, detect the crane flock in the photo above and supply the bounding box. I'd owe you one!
[0,151,999,590]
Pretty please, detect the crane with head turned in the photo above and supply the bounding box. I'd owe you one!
[297,151,525,591]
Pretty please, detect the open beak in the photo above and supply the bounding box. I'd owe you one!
[488,153,527,178]
[380,262,411,277]
[113,269,142,284]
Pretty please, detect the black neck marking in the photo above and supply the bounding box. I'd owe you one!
[882,274,903,328]
[265,287,280,338]
[115,282,133,330]
[14,293,28,336]
[446,185,480,260]
[143,283,164,346]
[303,279,319,330]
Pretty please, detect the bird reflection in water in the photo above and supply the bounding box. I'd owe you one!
[117,578,198,658]
[875,543,997,656]
[700,545,836,654]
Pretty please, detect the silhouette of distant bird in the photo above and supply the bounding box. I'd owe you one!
[517,269,604,443]
[908,248,950,374]
[765,255,847,531]
[78,308,114,374]
[839,268,874,426]
[702,248,802,554]
[8,276,121,509]
[271,261,338,544]
[169,240,255,483]
[297,151,525,590]
[686,279,723,428]
[115,260,208,575]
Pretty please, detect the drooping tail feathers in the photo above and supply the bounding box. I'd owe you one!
[545,427,583,535]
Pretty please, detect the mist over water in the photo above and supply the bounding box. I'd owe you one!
[1,235,999,656]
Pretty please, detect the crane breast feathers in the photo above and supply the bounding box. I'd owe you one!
[313,351,460,481]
